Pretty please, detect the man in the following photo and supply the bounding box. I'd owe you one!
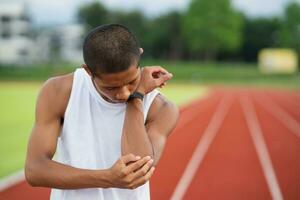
[25,24,179,200]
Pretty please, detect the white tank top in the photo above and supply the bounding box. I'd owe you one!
[50,68,159,200]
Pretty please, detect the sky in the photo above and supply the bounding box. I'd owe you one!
[14,0,300,26]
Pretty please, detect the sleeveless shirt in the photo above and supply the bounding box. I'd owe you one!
[50,68,159,200]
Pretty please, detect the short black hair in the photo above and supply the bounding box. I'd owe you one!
[83,24,140,76]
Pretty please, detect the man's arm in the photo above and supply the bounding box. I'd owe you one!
[121,67,179,166]
[145,94,179,166]
[25,76,153,189]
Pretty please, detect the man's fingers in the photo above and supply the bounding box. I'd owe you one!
[131,158,154,180]
[125,156,151,174]
[121,154,140,164]
[150,66,168,74]
[131,167,155,188]
[155,73,172,86]
[149,66,170,78]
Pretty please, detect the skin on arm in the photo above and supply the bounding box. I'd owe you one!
[25,75,154,189]
[145,94,179,166]
[121,67,179,166]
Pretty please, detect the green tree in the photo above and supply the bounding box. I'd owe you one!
[181,0,243,60]
[279,1,300,55]
[77,3,148,53]
[106,10,148,49]
[240,17,281,62]
[77,2,109,31]
[145,11,184,59]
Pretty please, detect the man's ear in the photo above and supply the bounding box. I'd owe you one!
[82,64,92,77]
[139,48,144,55]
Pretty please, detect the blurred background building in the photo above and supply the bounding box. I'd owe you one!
[0,1,84,66]
[0,1,34,65]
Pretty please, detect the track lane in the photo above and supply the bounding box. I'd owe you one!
[0,181,50,200]
[264,90,300,122]
[150,91,223,200]
[253,91,300,200]
[182,90,272,200]
[171,93,234,200]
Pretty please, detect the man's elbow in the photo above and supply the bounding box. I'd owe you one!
[25,159,46,187]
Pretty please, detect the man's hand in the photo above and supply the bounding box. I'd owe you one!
[137,66,173,95]
[108,154,155,189]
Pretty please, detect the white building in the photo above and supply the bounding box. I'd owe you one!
[54,24,84,64]
[0,1,85,66]
[0,1,35,65]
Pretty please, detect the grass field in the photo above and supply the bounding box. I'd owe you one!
[0,82,207,179]
[0,83,39,178]
[1,60,300,89]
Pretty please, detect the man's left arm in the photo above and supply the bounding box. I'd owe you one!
[145,94,179,166]
[121,93,179,165]
[121,66,179,165]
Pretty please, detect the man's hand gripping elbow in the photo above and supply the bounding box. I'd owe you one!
[108,154,155,189]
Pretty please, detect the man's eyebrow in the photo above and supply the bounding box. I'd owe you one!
[103,74,139,88]
[123,74,139,85]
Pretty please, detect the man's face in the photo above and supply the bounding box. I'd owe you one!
[91,65,141,103]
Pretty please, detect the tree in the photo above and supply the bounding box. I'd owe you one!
[145,11,184,59]
[107,10,148,49]
[77,2,109,31]
[240,17,281,62]
[181,0,243,60]
[279,1,300,55]
[77,3,148,52]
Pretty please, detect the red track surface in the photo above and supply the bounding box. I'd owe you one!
[1,88,300,200]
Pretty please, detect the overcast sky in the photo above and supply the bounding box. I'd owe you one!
[18,0,300,26]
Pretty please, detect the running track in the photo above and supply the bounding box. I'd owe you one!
[1,88,300,200]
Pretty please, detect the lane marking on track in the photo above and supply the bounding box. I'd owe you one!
[175,92,219,132]
[265,91,299,109]
[170,94,233,200]
[0,170,24,192]
[254,92,300,139]
[241,94,283,200]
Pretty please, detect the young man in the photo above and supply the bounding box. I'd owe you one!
[25,24,179,200]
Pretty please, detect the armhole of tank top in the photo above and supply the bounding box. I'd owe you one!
[144,89,160,123]
[62,70,79,131]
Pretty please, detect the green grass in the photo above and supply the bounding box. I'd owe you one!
[1,60,300,89]
[0,82,207,179]
[159,83,209,105]
[0,82,40,178]
[142,60,300,89]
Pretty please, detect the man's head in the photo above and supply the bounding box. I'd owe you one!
[83,24,141,75]
[82,24,143,103]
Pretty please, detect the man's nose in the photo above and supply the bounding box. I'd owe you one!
[116,87,130,101]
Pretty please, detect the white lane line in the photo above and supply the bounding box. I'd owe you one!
[0,170,24,192]
[265,91,299,109]
[175,92,219,132]
[241,94,283,200]
[254,92,300,139]
[170,94,233,200]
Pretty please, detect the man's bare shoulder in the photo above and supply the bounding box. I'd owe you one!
[146,93,179,125]
[45,73,74,94]
[38,72,74,119]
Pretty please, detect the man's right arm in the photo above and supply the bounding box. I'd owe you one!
[25,76,154,190]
